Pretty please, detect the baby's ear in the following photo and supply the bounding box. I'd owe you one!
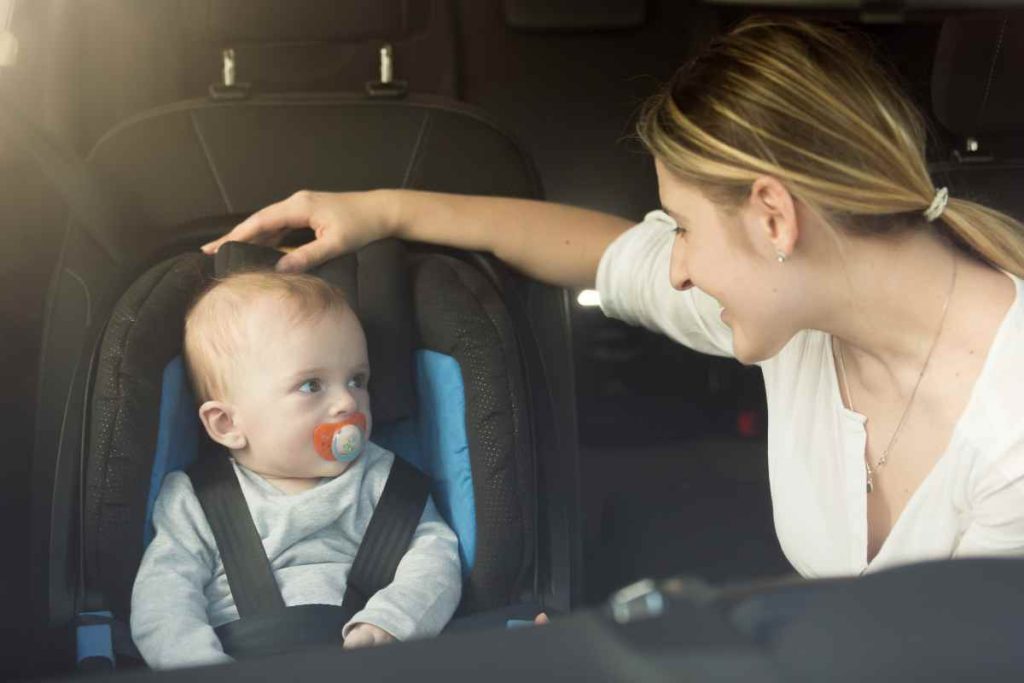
[198,401,247,450]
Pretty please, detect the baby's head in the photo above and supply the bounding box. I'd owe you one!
[184,271,372,481]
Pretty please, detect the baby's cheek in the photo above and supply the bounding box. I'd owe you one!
[361,400,373,440]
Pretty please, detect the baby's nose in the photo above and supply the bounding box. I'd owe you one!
[329,390,358,415]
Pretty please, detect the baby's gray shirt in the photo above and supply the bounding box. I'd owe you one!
[130,443,462,669]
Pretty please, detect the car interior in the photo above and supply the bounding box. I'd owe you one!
[1,0,1022,680]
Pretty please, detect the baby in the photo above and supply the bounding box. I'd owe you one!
[130,271,462,669]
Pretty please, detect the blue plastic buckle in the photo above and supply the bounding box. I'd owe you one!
[76,610,115,670]
[506,619,536,629]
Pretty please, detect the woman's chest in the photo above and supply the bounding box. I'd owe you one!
[764,362,972,574]
[855,353,982,559]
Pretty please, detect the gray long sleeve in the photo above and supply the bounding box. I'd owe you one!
[130,443,462,669]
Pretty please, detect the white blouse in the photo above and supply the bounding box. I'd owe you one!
[596,210,1024,578]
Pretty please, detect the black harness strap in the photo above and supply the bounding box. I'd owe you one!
[187,451,432,657]
[188,453,285,617]
[341,456,431,616]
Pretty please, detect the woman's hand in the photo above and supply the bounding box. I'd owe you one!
[203,188,630,288]
[342,622,397,649]
[201,190,400,272]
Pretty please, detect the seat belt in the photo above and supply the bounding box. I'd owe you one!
[188,446,431,657]
[341,451,431,612]
[187,453,286,617]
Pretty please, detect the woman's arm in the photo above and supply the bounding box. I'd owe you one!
[202,190,633,289]
[392,191,633,289]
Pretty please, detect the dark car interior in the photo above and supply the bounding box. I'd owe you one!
[2,0,1023,680]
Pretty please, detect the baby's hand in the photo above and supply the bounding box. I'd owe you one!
[343,622,396,650]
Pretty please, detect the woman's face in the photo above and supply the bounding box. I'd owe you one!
[655,159,806,364]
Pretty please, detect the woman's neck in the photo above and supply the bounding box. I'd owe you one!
[818,229,968,392]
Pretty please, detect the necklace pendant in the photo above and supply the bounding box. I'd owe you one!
[866,479,873,494]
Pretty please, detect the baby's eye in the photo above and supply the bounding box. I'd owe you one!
[347,374,369,390]
[673,226,687,238]
[299,379,323,394]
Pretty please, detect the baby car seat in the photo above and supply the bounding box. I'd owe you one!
[29,92,581,673]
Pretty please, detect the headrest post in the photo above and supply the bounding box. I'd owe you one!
[209,46,250,100]
[366,43,407,99]
[222,48,236,88]
[380,44,394,85]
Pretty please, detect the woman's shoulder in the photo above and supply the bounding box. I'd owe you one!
[942,272,1024,487]
[959,272,1024,434]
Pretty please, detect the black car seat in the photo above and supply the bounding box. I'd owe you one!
[28,64,581,680]
[929,12,1024,223]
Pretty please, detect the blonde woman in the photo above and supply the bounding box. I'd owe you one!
[204,17,1024,578]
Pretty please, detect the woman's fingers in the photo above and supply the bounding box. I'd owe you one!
[201,191,318,254]
[534,612,550,625]
[199,190,362,271]
[276,234,343,272]
[238,226,290,249]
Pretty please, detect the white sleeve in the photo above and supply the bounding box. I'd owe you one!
[954,437,1024,559]
[130,473,233,669]
[342,495,462,642]
[596,210,735,358]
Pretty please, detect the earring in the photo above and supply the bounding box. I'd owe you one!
[776,251,787,263]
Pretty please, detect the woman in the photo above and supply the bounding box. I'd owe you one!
[204,17,1024,578]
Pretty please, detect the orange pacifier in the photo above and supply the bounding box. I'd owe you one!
[313,412,368,463]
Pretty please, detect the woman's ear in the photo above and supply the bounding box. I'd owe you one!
[198,401,247,450]
[748,176,798,260]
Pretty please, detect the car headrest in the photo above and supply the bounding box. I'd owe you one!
[932,14,1024,137]
[214,240,417,424]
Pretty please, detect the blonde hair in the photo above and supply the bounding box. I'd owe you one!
[636,15,1024,276]
[184,271,348,403]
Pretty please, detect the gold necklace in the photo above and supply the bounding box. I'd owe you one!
[835,253,958,494]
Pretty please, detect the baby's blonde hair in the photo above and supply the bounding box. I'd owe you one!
[184,271,348,403]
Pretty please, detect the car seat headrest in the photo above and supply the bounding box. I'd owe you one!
[932,14,1024,137]
[214,240,416,423]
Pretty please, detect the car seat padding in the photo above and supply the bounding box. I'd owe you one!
[410,254,534,612]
